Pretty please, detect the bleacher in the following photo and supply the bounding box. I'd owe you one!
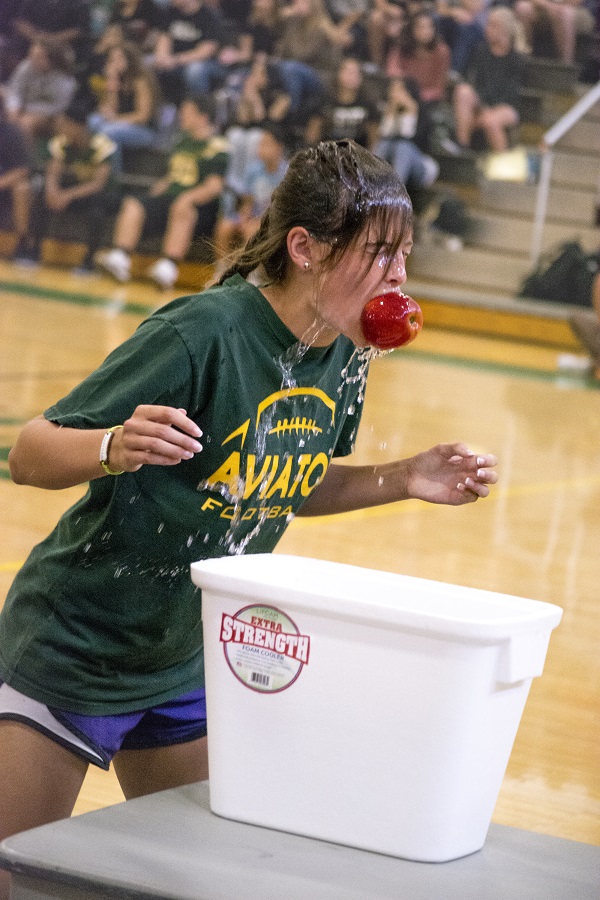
[404,52,600,347]
[2,24,598,346]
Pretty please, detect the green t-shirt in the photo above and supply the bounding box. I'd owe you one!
[165,134,229,198]
[48,132,118,190]
[0,276,369,714]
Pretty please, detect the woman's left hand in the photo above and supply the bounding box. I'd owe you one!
[406,442,498,505]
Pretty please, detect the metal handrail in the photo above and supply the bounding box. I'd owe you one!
[529,79,600,265]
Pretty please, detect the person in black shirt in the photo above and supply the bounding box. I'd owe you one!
[150,0,228,104]
[452,6,524,153]
[311,56,381,149]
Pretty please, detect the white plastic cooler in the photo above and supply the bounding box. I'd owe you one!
[191,554,562,862]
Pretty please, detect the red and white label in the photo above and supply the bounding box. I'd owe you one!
[220,604,310,692]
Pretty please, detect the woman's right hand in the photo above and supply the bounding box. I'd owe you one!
[108,405,203,472]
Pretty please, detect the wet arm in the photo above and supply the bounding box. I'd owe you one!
[296,443,498,516]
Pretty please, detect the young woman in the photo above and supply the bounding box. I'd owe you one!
[374,76,439,192]
[452,6,525,153]
[88,41,161,166]
[224,52,292,195]
[0,140,498,897]
[390,10,451,105]
[311,56,381,149]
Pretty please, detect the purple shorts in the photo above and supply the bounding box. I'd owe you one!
[0,681,207,770]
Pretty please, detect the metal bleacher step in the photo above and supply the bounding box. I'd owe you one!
[522,56,579,94]
[552,148,600,189]
[478,180,596,227]
[554,117,600,154]
[467,208,600,257]
[407,243,532,295]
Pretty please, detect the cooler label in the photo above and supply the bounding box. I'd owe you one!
[220,604,310,693]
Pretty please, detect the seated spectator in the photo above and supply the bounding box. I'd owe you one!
[390,10,451,104]
[96,94,229,290]
[324,0,372,60]
[452,5,524,152]
[0,95,31,259]
[149,0,229,105]
[435,0,489,76]
[238,0,283,60]
[214,123,288,272]
[224,52,292,195]
[311,56,381,149]
[88,42,162,168]
[513,0,595,64]
[13,93,121,274]
[10,0,93,73]
[367,0,409,69]
[374,75,440,192]
[2,38,77,149]
[274,0,346,115]
[389,8,454,152]
[95,0,166,57]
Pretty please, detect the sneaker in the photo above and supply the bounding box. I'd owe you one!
[557,353,594,373]
[421,155,440,188]
[438,137,465,156]
[568,310,600,362]
[95,248,131,283]
[147,257,178,290]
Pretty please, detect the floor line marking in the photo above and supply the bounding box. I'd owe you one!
[3,476,599,571]
[291,473,600,525]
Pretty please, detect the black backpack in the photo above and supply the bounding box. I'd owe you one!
[519,240,600,307]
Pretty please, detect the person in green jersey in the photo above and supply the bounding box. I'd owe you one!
[12,92,121,274]
[96,92,230,289]
[0,138,498,882]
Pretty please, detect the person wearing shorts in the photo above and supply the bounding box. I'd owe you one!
[96,92,229,290]
[0,137,498,900]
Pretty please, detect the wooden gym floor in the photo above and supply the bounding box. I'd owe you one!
[1,258,598,847]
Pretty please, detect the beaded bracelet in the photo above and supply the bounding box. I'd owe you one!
[99,425,125,476]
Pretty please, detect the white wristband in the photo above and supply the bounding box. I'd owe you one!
[100,425,124,476]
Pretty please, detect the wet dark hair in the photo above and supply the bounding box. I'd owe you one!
[217,139,413,285]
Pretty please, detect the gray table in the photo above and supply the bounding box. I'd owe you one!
[0,782,598,900]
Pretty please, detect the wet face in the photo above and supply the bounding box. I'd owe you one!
[312,227,413,347]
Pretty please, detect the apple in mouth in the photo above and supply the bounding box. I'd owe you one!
[361,292,423,350]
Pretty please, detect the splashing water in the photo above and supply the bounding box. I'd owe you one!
[277,320,329,389]
[196,322,379,556]
[338,347,376,404]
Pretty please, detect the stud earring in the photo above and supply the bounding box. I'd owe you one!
[304,261,310,270]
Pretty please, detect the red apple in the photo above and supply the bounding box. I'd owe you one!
[361,292,423,350]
